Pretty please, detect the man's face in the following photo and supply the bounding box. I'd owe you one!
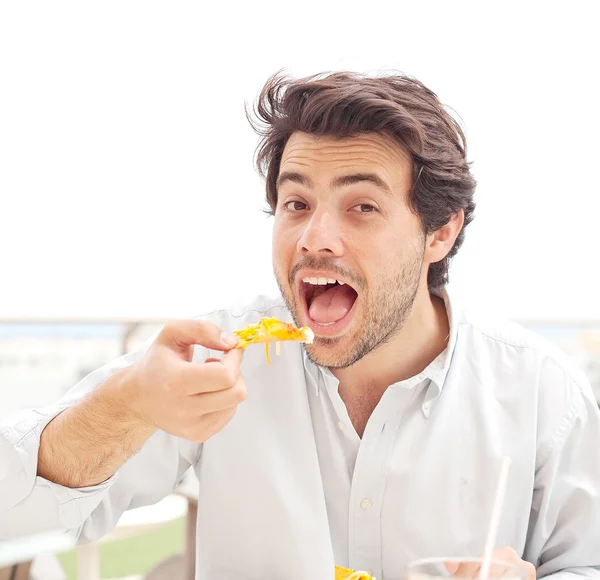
[272,132,427,368]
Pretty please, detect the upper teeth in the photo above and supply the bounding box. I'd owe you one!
[301,277,345,285]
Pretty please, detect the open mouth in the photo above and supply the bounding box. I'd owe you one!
[298,275,359,336]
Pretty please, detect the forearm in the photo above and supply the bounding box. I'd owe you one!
[37,365,156,488]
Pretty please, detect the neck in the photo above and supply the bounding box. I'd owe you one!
[330,285,450,396]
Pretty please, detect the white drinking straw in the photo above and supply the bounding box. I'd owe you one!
[479,456,512,580]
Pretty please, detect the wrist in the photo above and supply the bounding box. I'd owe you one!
[99,364,157,436]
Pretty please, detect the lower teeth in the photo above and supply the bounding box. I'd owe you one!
[316,321,335,326]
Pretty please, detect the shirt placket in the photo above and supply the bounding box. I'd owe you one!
[348,387,417,580]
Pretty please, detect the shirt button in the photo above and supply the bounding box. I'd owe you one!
[338,421,346,431]
[423,402,430,412]
[360,498,372,509]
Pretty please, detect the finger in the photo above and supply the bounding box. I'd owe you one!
[192,376,247,413]
[491,547,518,563]
[485,562,512,578]
[487,547,534,580]
[480,547,522,579]
[524,562,536,580]
[497,564,518,578]
[445,562,460,575]
[220,346,244,378]
[453,561,481,578]
[177,359,241,395]
[157,319,240,353]
[201,351,244,372]
[179,406,238,443]
[198,406,238,436]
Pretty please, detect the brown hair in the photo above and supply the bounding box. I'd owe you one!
[248,71,476,290]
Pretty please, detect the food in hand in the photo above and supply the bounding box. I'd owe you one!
[233,317,314,363]
[335,565,374,579]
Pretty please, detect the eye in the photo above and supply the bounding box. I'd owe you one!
[283,200,308,212]
[351,203,378,213]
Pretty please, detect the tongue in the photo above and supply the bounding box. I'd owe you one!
[309,284,356,324]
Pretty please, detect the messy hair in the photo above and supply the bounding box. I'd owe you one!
[248,71,476,290]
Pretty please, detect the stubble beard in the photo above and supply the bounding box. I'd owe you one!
[274,246,425,369]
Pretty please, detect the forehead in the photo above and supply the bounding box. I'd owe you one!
[279,132,412,178]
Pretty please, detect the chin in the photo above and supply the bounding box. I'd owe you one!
[303,334,357,369]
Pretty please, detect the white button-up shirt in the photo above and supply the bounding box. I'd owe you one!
[2,291,600,579]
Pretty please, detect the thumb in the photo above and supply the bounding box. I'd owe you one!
[445,561,460,575]
[157,319,240,353]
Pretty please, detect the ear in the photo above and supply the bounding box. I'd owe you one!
[424,210,465,264]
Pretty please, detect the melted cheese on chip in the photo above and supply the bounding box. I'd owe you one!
[335,565,374,579]
[233,317,314,363]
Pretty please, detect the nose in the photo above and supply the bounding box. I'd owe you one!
[296,209,344,257]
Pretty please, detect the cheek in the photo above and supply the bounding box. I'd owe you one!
[355,229,417,276]
[272,222,294,264]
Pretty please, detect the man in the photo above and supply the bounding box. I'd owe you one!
[1,71,599,580]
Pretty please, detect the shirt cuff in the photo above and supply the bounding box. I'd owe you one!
[1,406,117,529]
[36,472,118,530]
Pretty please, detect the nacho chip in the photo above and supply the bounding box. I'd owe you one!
[335,565,374,579]
[233,317,314,363]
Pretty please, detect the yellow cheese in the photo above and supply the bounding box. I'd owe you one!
[233,317,313,364]
[335,565,374,579]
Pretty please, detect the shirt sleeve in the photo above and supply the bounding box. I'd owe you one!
[0,346,199,543]
[524,360,600,579]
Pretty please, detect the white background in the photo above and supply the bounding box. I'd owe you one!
[1,1,598,322]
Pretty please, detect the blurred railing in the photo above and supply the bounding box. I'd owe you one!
[0,319,164,417]
[2,317,600,419]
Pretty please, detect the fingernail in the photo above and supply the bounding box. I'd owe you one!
[220,332,239,348]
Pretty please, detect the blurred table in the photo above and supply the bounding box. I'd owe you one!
[77,494,188,580]
[0,531,73,579]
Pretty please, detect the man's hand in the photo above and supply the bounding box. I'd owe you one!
[445,547,536,580]
[120,319,246,443]
[39,319,245,488]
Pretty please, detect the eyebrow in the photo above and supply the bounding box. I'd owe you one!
[331,172,393,197]
[276,171,393,197]
[276,171,312,190]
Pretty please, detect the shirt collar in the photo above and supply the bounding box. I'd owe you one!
[418,286,458,416]
[427,286,458,388]
[302,286,460,416]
